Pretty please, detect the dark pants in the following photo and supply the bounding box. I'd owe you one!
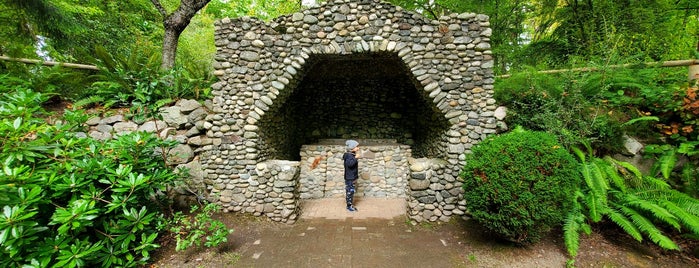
[345,180,356,207]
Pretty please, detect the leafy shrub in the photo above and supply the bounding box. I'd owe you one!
[495,70,625,153]
[564,145,699,261]
[0,82,210,267]
[460,129,581,244]
[168,203,233,251]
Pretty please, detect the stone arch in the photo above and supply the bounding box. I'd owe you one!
[256,50,452,161]
[204,0,503,223]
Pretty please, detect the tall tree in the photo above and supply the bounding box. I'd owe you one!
[150,0,211,70]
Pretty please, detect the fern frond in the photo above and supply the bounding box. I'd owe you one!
[94,45,117,71]
[571,146,586,162]
[667,192,699,216]
[601,160,627,192]
[611,159,642,181]
[73,95,104,109]
[621,116,659,127]
[607,207,642,241]
[622,207,680,250]
[589,159,610,191]
[659,200,699,235]
[585,192,604,222]
[640,176,671,191]
[563,211,583,257]
[625,193,680,230]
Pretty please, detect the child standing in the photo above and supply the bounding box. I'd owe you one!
[342,140,360,212]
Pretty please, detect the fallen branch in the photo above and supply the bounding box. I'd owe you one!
[497,59,699,78]
[0,55,99,71]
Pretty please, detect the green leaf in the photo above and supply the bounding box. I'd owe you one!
[13,117,21,129]
[0,229,8,245]
[621,116,659,126]
[658,151,677,180]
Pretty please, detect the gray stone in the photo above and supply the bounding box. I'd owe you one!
[622,135,644,156]
[410,179,430,190]
[138,120,168,133]
[113,121,138,134]
[167,144,194,165]
[240,51,260,61]
[95,124,112,133]
[101,115,124,124]
[160,106,188,129]
[176,99,202,112]
[494,106,507,120]
[86,117,101,126]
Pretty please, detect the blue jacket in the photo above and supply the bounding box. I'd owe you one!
[342,152,359,181]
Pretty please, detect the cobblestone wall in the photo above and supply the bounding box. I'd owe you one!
[299,139,410,199]
[203,0,505,223]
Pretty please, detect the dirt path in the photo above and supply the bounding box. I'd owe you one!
[151,199,698,268]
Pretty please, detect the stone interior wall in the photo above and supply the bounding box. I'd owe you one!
[205,0,506,223]
[299,139,411,199]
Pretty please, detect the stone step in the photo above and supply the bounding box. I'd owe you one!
[300,197,406,220]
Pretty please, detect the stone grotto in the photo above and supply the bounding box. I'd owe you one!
[200,0,507,223]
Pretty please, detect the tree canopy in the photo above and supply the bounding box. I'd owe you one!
[0,0,696,74]
[387,0,698,73]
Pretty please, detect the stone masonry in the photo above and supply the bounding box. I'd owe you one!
[299,139,411,199]
[203,0,506,223]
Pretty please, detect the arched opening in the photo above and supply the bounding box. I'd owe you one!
[257,52,450,161]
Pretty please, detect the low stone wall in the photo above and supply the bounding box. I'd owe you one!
[407,158,466,222]
[80,99,214,205]
[298,139,410,199]
[214,160,301,223]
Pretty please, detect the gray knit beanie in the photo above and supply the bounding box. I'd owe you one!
[346,139,359,150]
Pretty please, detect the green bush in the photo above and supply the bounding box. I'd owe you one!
[460,129,581,244]
[0,81,227,267]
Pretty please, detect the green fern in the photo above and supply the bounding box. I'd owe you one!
[606,207,642,241]
[659,201,699,234]
[621,116,659,127]
[563,212,583,257]
[565,145,699,260]
[624,193,681,230]
[73,95,104,109]
[622,206,679,250]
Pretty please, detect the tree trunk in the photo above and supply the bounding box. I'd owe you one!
[161,28,182,70]
[151,0,211,70]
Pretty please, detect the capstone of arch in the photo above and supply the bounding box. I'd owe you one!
[202,0,506,223]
